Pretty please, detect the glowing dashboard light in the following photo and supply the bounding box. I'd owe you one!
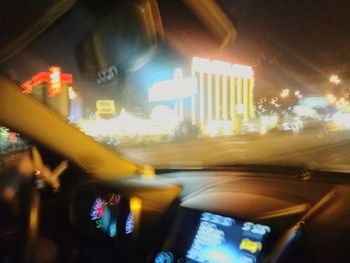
[129,197,142,235]
[239,238,262,254]
[125,213,134,234]
[130,197,142,211]
[90,197,104,221]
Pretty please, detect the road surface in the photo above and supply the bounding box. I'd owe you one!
[119,129,350,170]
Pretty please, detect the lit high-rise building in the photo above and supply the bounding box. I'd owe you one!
[148,57,256,135]
[191,57,255,130]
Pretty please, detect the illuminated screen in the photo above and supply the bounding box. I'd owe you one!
[186,212,270,263]
[154,210,271,263]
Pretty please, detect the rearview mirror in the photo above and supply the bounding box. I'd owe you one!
[77,0,164,82]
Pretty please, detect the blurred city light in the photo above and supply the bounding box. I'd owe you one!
[329,75,341,85]
[151,105,179,126]
[68,87,77,100]
[270,97,281,108]
[49,66,62,96]
[259,115,278,134]
[325,94,337,104]
[280,89,290,98]
[333,112,350,129]
[294,90,302,99]
[148,76,197,102]
[79,108,179,143]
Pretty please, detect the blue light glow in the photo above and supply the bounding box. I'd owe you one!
[154,251,173,263]
[108,218,117,238]
[202,245,238,263]
[186,212,269,263]
[125,213,134,234]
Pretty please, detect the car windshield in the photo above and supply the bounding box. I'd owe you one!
[2,0,350,171]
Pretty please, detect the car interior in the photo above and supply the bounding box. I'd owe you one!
[1,1,350,263]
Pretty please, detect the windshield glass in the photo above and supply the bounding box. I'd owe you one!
[2,0,350,170]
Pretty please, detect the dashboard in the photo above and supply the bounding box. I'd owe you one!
[68,169,350,263]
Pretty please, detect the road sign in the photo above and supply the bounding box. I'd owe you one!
[96,100,116,115]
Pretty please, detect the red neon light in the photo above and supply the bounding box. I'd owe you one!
[21,66,73,97]
[49,67,61,96]
[9,132,17,143]
[21,80,33,93]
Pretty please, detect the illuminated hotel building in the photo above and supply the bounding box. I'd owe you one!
[148,57,255,134]
[191,57,255,129]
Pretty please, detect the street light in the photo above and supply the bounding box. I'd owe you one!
[280,89,290,98]
[329,75,341,85]
[325,93,337,104]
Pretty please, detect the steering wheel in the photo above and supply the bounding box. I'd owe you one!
[17,182,40,263]
[11,179,41,263]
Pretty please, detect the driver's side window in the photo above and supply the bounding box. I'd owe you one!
[0,126,31,200]
[0,126,30,172]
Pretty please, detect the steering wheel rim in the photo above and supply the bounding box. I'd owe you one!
[12,181,40,263]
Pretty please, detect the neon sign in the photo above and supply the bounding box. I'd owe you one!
[21,66,73,96]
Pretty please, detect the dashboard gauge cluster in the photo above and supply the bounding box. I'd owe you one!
[69,187,136,240]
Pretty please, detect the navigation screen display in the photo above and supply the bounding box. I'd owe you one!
[185,212,271,263]
[154,210,272,263]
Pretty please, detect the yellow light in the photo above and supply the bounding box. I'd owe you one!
[49,66,61,81]
[79,108,179,139]
[280,89,290,98]
[129,196,142,235]
[243,78,249,119]
[222,76,228,121]
[140,164,155,179]
[199,71,205,123]
[130,197,142,211]
[325,94,336,104]
[329,75,341,84]
[239,238,262,254]
[208,73,213,121]
[336,97,349,109]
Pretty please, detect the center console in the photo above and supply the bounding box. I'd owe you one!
[153,208,273,263]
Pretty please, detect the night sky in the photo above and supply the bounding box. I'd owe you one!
[2,0,350,109]
[157,0,350,98]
